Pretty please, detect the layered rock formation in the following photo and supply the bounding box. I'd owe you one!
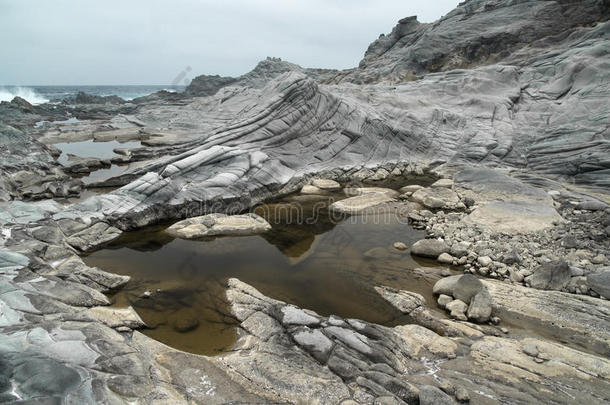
[1,0,610,403]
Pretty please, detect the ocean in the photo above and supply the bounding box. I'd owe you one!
[0,85,186,105]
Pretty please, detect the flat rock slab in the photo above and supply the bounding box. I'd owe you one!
[311,178,340,190]
[330,192,395,214]
[166,213,271,239]
[462,200,564,234]
[87,306,146,329]
[455,167,551,203]
[411,187,460,209]
[483,279,610,355]
[0,200,63,225]
[344,187,399,197]
[66,222,122,252]
[440,336,610,404]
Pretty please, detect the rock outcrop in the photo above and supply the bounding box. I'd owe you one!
[1,0,610,403]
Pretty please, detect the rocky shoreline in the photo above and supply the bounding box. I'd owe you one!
[1,165,609,403]
[1,0,609,403]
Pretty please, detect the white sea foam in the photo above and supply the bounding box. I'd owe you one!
[0,86,48,105]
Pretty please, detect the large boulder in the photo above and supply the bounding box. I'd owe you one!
[526,260,571,291]
[166,213,271,239]
[433,275,492,322]
[410,239,449,258]
[433,274,484,304]
[586,271,610,298]
[467,289,493,323]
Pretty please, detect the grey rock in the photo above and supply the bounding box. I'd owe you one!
[433,274,485,304]
[467,289,493,323]
[438,252,455,264]
[502,251,521,265]
[419,385,457,405]
[526,260,571,291]
[410,239,449,258]
[393,242,407,251]
[463,200,564,235]
[446,300,468,321]
[166,213,271,239]
[450,241,471,258]
[576,200,608,211]
[311,178,340,190]
[330,192,395,214]
[562,235,578,249]
[569,266,585,277]
[411,187,460,209]
[586,272,610,299]
[281,305,320,326]
[477,256,492,267]
[66,222,122,252]
[455,387,470,402]
[522,342,539,358]
[437,294,453,309]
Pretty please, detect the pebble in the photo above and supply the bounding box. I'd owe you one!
[522,342,539,357]
[393,242,407,250]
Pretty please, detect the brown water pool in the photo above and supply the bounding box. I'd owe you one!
[83,194,445,355]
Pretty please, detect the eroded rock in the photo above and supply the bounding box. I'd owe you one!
[166,213,271,239]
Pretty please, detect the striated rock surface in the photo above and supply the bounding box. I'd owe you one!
[1,0,610,403]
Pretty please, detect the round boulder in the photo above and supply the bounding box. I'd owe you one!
[410,239,450,258]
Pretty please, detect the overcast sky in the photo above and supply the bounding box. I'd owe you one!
[1,0,459,85]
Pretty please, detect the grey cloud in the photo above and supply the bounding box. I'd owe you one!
[0,0,459,84]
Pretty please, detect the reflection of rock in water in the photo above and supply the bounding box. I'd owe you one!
[126,279,238,354]
[255,199,340,261]
[100,225,175,252]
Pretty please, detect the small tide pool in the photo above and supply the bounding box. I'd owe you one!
[83,191,448,355]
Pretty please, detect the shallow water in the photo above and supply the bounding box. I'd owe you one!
[54,139,141,164]
[84,193,444,355]
[53,139,141,184]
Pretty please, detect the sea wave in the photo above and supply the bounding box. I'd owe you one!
[0,87,49,105]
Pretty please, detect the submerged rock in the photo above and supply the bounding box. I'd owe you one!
[166,213,271,239]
